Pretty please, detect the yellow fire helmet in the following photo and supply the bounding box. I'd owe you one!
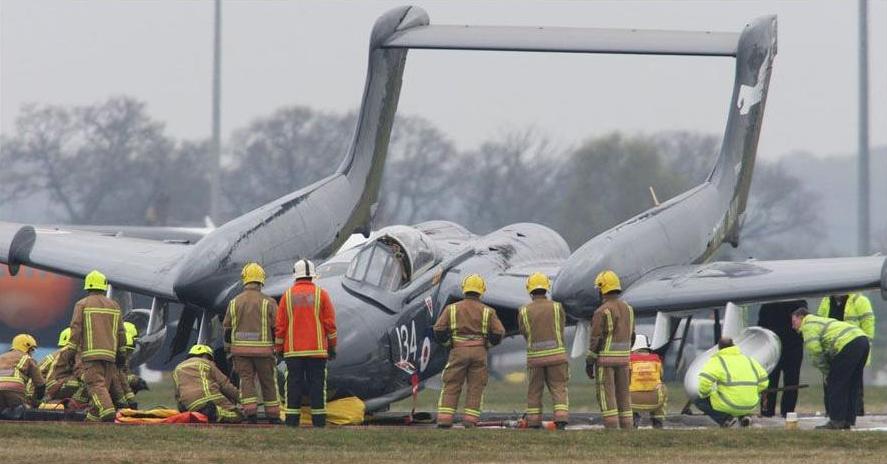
[526,272,551,294]
[188,344,214,359]
[12,334,38,354]
[124,322,139,349]
[461,273,486,296]
[594,270,622,295]
[84,270,109,292]
[241,262,266,285]
[57,328,72,348]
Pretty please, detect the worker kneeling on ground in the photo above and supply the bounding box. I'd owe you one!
[518,272,569,430]
[69,270,128,422]
[276,259,337,428]
[41,328,86,403]
[433,274,506,428]
[225,263,281,424]
[0,334,45,417]
[792,307,870,429]
[629,334,667,429]
[586,270,635,430]
[173,344,242,423]
[695,337,768,428]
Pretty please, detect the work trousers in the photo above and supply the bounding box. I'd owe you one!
[631,383,667,421]
[596,364,632,429]
[46,377,84,402]
[233,355,280,418]
[437,345,488,427]
[285,357,327,427]
[526,362,569,427]
[826,336,869,426]
[761,344,802,417]
[81,360,121,422]
[694,397,734,426]
[0,390,26,409]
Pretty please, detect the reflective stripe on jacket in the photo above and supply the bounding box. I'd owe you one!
[629,352,663,392]
[432,298,505,349]
[800,314,867,372]
[172,357,239,411]
[0,350,44,393]
[697,346,768,416]
[68,294,125,362]
[275,281,337,358]
[223,284,278,356]
[588,295,635,366]
[518,297,567,366]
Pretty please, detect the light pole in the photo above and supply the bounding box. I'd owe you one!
[857,0,870,255]
[210,0,222,223]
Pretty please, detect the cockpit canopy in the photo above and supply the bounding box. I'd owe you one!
[345,225,440,290]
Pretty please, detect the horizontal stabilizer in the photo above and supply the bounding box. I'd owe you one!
[383,25,739,57]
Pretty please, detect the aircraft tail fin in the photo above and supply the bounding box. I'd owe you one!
[707,16,777,247]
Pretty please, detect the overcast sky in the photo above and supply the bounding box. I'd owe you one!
[2,0,886,160]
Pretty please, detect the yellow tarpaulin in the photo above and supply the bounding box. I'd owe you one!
[278,396,366,426]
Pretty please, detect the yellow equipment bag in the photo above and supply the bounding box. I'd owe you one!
[277,396,366,426]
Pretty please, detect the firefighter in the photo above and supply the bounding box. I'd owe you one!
[275,259,337,428]
[173,344,242,423]
[433,274,506,428]
[586,270,635,429]
[817,293,874,416]
[41,328,82,402]
[792,308,869,429]
[224,262,281,424]
[629,334,667,429]
[111,322,141,409]
[518,272,569,430]
[0,334,45,413]
[695,338,768,427]
[67,270,128,422]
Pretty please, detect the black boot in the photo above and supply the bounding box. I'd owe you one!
[555,421,567,430]
[268,417,282,425]
[633,413,640,429]
[285,415,300,427]
[312,414,326,428]
[246,414,258,425]
[815,420,849,430]
[651,418,664,429]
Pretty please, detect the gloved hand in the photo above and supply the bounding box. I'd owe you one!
[585,361,596,380]
[327,347,337,361]
[275,352,284,365]
[116,352,127,368]
[133,378,149,393]
[128,401,138,410]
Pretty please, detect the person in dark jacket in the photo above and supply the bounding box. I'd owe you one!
[757,300,805,417]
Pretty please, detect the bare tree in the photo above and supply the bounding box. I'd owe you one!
[377,115,460,226]
[222,106,353,217]
[1,97,175,224]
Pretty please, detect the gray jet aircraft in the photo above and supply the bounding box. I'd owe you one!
[2,6,885,410]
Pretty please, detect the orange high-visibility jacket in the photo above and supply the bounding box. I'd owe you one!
[275,281,337,358]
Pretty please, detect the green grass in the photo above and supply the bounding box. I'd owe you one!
[4,423,887,463]
[135,371,887,417]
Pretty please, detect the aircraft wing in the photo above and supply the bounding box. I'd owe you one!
[622,257,887,314]
[478,264,565,317]
[0,222,190,300]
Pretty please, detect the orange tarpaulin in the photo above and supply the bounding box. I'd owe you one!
[115,408,208,424]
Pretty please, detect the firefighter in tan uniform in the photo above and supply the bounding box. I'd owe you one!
[629,334,667,429]
[173,344,242,423]
[0,334,45,412]
[110,322,141,408]
[41,328,84,402]
[586,270,635,429]
[67,270,128,421]
[433,274,505,428]
[518,272,569,430]
[224,263,281,424]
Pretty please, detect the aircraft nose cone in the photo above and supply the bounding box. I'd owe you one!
[552,246,603,320]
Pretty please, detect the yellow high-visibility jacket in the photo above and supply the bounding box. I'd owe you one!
[799,314,867,373]
[698,346,768,417]
[818,294,874,365]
